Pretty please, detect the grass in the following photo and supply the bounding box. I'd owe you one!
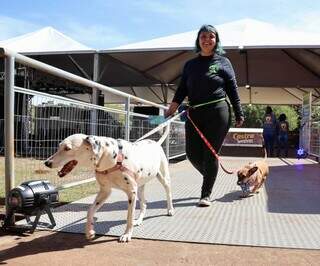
[0,156,99,205]
[58,181,99,203]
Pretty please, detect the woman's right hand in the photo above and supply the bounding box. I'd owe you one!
[164,102,179,118]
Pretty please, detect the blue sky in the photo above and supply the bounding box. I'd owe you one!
[1,0,320,49]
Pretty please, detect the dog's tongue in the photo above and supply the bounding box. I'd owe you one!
[58,160,78,177]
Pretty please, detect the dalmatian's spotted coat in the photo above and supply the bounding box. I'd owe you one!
[44,129,173,242]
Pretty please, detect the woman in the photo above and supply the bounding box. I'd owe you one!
[165,24,244,207]
[276,113,289,157]
[262,106,277,157]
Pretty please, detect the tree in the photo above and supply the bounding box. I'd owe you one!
[311,105,320,121]
[273,105,299,131]
[241,105,265,128]
[236,104,299,131]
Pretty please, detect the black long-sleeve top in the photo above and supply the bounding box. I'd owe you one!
[172,54,244,120]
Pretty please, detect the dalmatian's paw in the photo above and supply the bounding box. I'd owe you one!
[119,233,132,242]
[86,229,96,241]
[133,219,143,226]
[167,208,175,216]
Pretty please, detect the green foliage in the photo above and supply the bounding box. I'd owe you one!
[311,105,320,121]
[59,182,99,203]
[240,104,299,131]
[273,106,299,131]
[241,105,265,128]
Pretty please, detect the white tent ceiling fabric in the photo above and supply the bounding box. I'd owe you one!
[67,86,316,105]
[66,86,176,105]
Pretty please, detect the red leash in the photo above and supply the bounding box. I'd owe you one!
[186,109,234,175]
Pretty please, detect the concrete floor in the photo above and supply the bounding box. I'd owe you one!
[26,156,320,250]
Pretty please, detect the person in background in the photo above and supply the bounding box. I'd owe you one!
[165,24,244,207]
[276,113,289,157]
[262,106,277,157]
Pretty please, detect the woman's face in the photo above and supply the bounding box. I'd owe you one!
[199,31,216,56]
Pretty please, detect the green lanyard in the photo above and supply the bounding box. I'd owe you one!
[188,98,226,109]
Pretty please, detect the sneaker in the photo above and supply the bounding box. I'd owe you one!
[198,197,211,207]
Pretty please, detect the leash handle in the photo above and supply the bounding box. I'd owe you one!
[135,99,225,143]
[186,110,234,175]
[135,111,186,143]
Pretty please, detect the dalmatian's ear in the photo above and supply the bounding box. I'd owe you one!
[63,143,72,151]
[84,136,103,161]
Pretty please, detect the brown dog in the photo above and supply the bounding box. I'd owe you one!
[236,149,269,197]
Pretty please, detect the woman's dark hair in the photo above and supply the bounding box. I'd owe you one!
[266,106,273,114]
[195,24,225,55]
[279,113,287,121]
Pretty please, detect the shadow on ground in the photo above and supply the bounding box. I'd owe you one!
[266,162,320,214]
[0,230,117,264]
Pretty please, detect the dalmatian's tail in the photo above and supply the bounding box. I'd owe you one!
[157,125,170,145]
[135,112,184,144]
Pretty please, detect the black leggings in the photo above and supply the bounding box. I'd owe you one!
[185,101,230,198]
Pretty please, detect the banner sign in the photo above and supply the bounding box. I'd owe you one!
[223,128,263,147]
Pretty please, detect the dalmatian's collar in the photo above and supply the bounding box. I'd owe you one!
[95,140,137,179]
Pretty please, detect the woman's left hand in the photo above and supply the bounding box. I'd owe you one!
[235,116,244,127]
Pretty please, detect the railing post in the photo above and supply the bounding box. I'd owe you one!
[125,97,130,141]
[91,53,100,135]
[165,122,170,159]
[4,55,15,222]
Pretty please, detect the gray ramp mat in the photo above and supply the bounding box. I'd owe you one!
[28,157,320,249]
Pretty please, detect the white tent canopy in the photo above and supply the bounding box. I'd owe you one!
[104,18,320,105]
[112,18,320,50]
[1,19,319,105]
[0,26,93,53]
[0,27,96,99]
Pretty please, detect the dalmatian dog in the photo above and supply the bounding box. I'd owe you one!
[44,127,174,242]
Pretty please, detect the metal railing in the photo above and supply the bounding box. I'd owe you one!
[1,47,185,212]
[299,119,320,159]
[310,120,320,158]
